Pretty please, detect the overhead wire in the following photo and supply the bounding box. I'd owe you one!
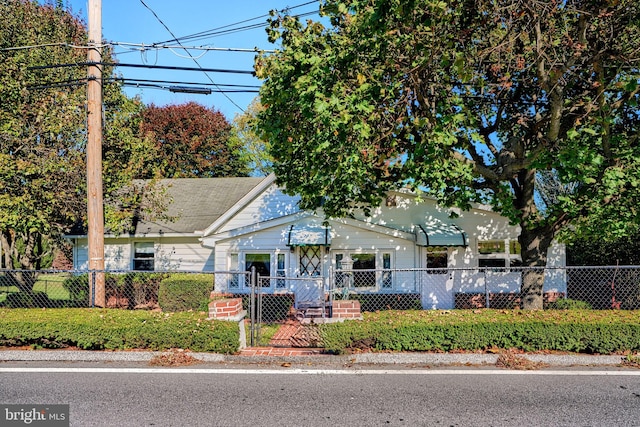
[156,0,319,44]
[28,77,260,93]
[139,0,246,112]
[28,61,255,74]
[161,11,318,44]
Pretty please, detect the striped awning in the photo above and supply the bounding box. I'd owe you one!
[415,220,468,247]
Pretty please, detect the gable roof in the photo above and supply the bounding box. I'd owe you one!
[138,177,267,236]
[67,176,268,237]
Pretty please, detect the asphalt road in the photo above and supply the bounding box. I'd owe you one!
[1,361,640,426]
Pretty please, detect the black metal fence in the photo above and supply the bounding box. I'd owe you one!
[1,266,639,311]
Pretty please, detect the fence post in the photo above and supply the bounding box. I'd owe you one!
[484,269,490,308]
[90,271,96,308]
[249,266,256,347]
[256,273,262,344]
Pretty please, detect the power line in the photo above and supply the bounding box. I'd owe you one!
[111,42,274,53]
[27,77,259,94]
[28,61,255,74]
[1,41,273,54]
[162,11,319,44]
[139,0,246,112]
[157,1,319,44]
[110,77,260,89]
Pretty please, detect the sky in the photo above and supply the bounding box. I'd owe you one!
[61,0,321,121]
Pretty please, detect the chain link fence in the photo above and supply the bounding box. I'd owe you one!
[1,266,639,312]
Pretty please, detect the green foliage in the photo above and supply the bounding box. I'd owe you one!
[62,274,89,306]
[353,294,422,311]
[319,310,640,355]
[0,0,164,268]
[229,98,273,176]
[0,308,239,353]
[257,0,640,307]
[3,291,51,308]
[62,272,164,308]
[158,273,213,312]
[567,231,640,266]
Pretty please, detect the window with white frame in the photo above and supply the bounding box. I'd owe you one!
[245,253,271,275]
[352,253,376,288]
[382,252,393,288]
[276,253,286,288]
[335,251,393,289]
[229,253,240,289]
[133,242,154,271]
[299,246,322,277]
[245,253,271,287]
[477,239,522,268]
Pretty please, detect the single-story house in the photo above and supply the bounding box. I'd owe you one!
[67,174,566,309]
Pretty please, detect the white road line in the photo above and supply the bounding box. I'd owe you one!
[1,367,640,375]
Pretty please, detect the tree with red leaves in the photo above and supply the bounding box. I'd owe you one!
[139,102,249,178]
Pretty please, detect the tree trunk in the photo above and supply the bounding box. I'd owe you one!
[9,271,37,294]
[519,226,555,310]
[1,230,40,293]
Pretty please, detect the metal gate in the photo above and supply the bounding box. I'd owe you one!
[247,267,327,346]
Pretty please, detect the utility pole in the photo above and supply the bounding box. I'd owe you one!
[87,0,105,307]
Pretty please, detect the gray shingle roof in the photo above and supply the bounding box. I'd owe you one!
[135,177,266,235]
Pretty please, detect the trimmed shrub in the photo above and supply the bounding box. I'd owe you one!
[63,274,89,306]
[158,273,213,312]
[353,293,422,311]
[319,309,640,355]
[0,308,239,353]
[4,291,52,308]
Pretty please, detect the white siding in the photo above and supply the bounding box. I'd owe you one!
[73,236,213,272]
[218,185,301,233]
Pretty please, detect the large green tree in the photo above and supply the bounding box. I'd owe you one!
[0,0,156,290]
[256,0,640,308]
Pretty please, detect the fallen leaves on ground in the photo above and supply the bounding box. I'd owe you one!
[149,349,201,366]
[496,351,548,370]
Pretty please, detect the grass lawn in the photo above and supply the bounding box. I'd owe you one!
[0,273,73,301]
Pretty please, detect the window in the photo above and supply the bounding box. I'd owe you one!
[299,246,322,277]
[427,246,448,274]
[478,239,521,268]
[276,253,286,288]
[133,242,154,271]
[229,253,239,289]
[245,253,270,276]
[382,252,393,288]
[335,251,393,289]
[352,253,376,288]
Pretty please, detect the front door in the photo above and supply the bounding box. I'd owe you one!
[422,246,454,309]
[295,245,324,309]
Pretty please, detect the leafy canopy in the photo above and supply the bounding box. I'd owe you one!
[256,0,640,241]
[229,97,274,177]
[257,0,640,307]
[0,0,158,274]
[139,102,249,178]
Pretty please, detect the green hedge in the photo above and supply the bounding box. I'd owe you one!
[0,308,238,353]
[158,273,213,312]
[319,309,640,355]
